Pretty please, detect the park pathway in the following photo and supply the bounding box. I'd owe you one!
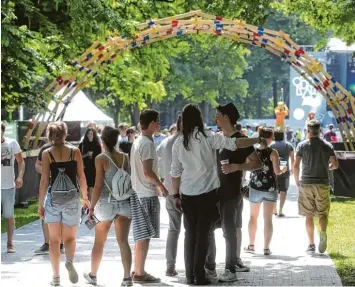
[1,177,342,286]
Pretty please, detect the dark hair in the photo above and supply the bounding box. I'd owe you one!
[1,122,5,133]
[274,128,285,141]
[140,109,159,130]
[126,127,135,136]
[259,127,274,139]
[255,125,259,132]
[176,114,182,132]
[307,119,321,136]
[101,126,119,152]
[83,127,100,145]
[46,121,67,144]
[181,104,207,151]
[235,122,242,132]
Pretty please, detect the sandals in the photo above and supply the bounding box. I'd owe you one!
[264,249,272,255]
[244,245,255,253]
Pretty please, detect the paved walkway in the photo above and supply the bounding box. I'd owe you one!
[2,178,342,286]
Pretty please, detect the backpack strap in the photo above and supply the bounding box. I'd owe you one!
[68,147,74,161]
[48,150,56,163]
[102,152,120,203]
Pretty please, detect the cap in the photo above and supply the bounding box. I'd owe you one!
[216,103,240,124]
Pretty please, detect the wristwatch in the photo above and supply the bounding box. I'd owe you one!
[172,193,181,199]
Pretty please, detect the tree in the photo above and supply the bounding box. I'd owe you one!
[272,0,355,45]
[241,10,322,119]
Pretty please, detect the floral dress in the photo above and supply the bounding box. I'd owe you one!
[250,147,277,192]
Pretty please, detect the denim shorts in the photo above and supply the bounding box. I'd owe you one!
[1,188,16,218]
[249,187,278,203]
[95,199,131,222]
[44,192,81,227]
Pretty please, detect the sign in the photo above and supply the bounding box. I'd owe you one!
[289,52,327,124]
[347,53,355,96]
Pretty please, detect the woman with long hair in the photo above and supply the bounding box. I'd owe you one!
[38,122,89,286]
[171,104,261,285]
[79,127,102,200]
[84,126,133,286]
[245,127,287,255]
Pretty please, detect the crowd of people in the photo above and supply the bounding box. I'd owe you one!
[0,103,339,286]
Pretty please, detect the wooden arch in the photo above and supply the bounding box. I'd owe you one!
[24,10,355,150]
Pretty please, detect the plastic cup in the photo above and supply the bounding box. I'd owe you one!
[220,159,229,165]
[280,161,287,167]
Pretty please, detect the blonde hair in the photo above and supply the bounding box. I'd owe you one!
[46,121,67,144]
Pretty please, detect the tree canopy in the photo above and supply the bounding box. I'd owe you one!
[1,0,347,124]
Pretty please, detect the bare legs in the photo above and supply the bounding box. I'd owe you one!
[6,218,15,247]
[248,202,275,249]
[42,220,50,244]
[248,203,261,246]
[134,239,150,276]
[90,216,131,278]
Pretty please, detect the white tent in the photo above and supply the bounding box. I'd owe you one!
[34,89,114,126]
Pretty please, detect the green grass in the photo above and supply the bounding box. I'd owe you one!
[326,198,355,286]
[1,199,40,234]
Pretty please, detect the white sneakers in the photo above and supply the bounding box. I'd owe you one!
[218,269,238,282]
[319,231,328,253]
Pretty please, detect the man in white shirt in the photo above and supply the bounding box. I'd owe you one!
[1,122,25,253]
[130,110,168,283]
[156,115,181,277]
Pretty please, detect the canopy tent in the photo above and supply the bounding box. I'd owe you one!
[33,89,114,126]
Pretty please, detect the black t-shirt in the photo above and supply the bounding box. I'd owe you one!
[119,141,133,157]
[217,132,254,200]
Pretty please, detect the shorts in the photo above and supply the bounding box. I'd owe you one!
[95,199,131,222]
[1,188,16,218]
[249,187,278,203]
[277,176,290,193]
[298,184,330,217]
[44,193,81,227]
[140,196,160,238]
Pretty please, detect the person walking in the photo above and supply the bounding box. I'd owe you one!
[34,141,66,255]
[79,127,102,200]
[130,109,169,283]
[294,120,338,253]
[38,122,89,286]
[84,126,133,286]
[156,115,182,277]
[271,128,295,217]
[1,122,25,253]
[171,104,262,285]
[205,103,262,282]
[245,127,287,256]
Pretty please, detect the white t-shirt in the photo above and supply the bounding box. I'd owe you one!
[1,137,22,189]
[130,135,158,198]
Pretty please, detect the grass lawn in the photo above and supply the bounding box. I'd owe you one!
[326,197,355,286]
[1,199,39,234]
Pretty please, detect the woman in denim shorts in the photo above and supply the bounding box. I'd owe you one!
[246,128,287,255]
[84,126,133,287]
[38,122,90,286]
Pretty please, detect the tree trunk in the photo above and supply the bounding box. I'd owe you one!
[129,103,140,127]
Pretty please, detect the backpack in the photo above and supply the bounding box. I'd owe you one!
[49,148,79,205]
[103,152,134,201]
